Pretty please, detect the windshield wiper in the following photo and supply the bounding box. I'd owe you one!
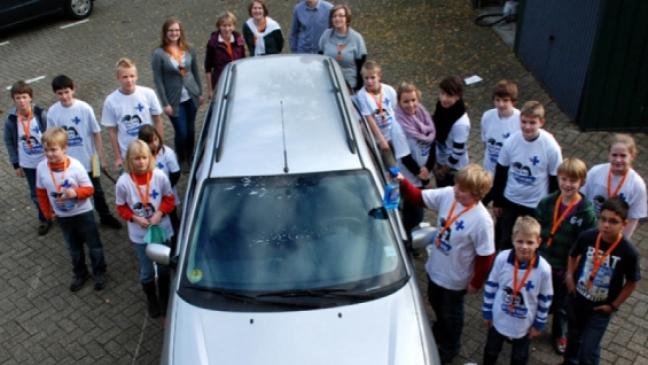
[184,285,322,308]
[255,287,375,300]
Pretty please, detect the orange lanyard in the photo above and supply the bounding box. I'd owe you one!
[166,46,186,75]
[48,158,70,193]
[130,172,152,207]
[369,88,385,120]
[510,255,536,311]
[587,232,623,288]
[18,110,33,148]
[546,194,582,247]
[435,200,475,247]
[607,168,629,198]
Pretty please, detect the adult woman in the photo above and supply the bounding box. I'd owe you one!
[318,4,367,91]
[242,0,284,56]
[205,11,246,98]
[151,18,202,165]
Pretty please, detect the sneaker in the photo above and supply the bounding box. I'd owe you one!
[554,336,567,354]
[70,273,89,292]
[100,215,122,229]
[38,222,52,236]
[94,273,106,291]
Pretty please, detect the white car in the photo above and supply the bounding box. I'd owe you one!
[147,54,440,365]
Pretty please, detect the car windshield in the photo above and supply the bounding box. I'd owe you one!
[181,170,406,301]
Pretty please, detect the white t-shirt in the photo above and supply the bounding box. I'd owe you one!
[498,130,563,208]
[155,145,181,204]
[115,169,174,243]
[47,100,101,171]
[483,250,553,339]
[422,186,495,290]
[582,163,647,219]
[357,84,399,142]
[435,113,470,170]
[101,86,162,159]
[17,115,45,169]
[480,108,520,174]
[36,157,94,217]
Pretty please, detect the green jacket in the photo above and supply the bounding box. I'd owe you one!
[534,191,597,269]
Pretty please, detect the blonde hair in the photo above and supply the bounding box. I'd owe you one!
[124,139,156,173]
[216,11,237,28]
[454,163,493,200]
[115,57,136,74]
[520,100,545,119]
[609,133,637,157]
[361,60,382,77]
[557,157,588,186]
[512,216,541,239]
[397,81,422,103]
[41,127,68,149]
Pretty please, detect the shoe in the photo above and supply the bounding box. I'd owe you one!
[70,273,89,292]
[100,215,122,229]
[94,273,106,291]
[554,336,567,354]
[38,222,52,236]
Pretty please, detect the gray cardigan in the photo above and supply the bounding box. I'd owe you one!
[151,47,202,117]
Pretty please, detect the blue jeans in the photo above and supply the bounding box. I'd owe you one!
[169,99,197,164]
[133,243,169,284]
[483,326,530,365]
[564,295,612,365]
[58,211,106,278]
[428,279,466,363]
[23,167,47,223]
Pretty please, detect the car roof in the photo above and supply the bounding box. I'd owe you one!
[208,55,364,177]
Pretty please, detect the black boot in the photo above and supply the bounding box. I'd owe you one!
[142,281,161,318]
[157,274,170,317]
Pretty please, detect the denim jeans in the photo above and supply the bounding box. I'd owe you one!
[428,279,466,363]
[89,174,112,219]
[58,211,106,278]
[23,167,47,222]
[551,268,568,340]
[483,326,530,365]
[564,295,612,365]
[169,99,198,164]
[133,243,169,284]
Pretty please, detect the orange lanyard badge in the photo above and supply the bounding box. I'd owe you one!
[130,172,152,207]
[18,110,34,148]
[607,168,628,198]
[546,194,581,247]
[587,233,622,289]
[435,200,475,247]
[510,255,536,311]
[49,158,70,197]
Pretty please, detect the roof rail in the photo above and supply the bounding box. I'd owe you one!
[213,64,236,163]
[324,58,356,154]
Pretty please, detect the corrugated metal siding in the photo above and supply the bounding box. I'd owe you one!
[516,0,602,119]
[579,0,648,131]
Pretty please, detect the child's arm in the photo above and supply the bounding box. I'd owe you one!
[482,255,501,326]
[594,280,638,314]
[397,175,425,208]
[491,163,509,216]
[153,115,164,138]
[530,267,553,338]
[469,253,496,293]
[107,127,122,170]
[93,132,107,169]
[36,188,55,221]
[565,254,580,294]
[623,219,638,238]
[365,114,389,150]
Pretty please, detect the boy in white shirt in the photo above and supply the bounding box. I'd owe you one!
[482,216,553,365]
[492,101,562,250]
[35,128,107,292]
[48,75,121,229]
[101,58,163,171]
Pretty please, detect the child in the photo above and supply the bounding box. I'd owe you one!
[493,100,563,250]
[138,124,181,249]
[582,134,647,238]
[482,216,553,365]
[116,140,175,318]
[3,80,52,235]
[35,128,107,291]
[47,75,122,229]
[432,76,470,187]
[356,60,410,170]
[564,198,640,365]
[535,158,597,354]
[480,80,520,181]
[398,163,496,364]
[101,58,163,171]
[204,11,246,99]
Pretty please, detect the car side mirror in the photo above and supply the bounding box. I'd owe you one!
[411,226,437,250]
[146,243,173,266]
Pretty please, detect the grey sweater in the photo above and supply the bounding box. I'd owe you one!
[151,47,202,117]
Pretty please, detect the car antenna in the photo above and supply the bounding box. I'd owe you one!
[280,100,289,173]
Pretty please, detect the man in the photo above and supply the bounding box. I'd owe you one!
[289,0,333,54]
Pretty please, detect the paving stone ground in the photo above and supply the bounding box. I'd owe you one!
[0,1,645,364]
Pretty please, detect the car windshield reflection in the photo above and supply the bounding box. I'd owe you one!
[180,170,406,307]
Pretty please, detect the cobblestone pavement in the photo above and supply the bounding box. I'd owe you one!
[0,1,646,364]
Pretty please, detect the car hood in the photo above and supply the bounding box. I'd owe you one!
[167,282,434,365]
